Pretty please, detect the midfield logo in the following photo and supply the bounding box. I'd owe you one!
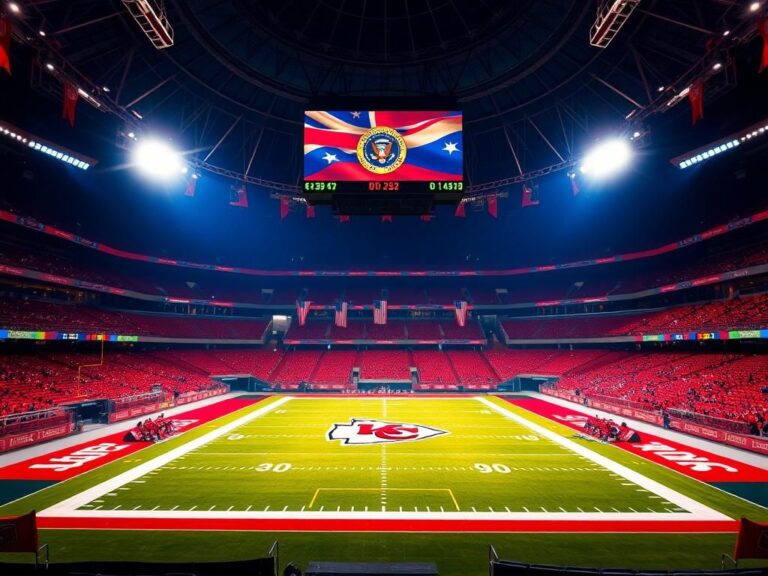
[327,419,448,445]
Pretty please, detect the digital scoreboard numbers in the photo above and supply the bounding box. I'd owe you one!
[303,110,463,199]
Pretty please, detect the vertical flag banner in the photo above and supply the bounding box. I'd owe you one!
[570,173,580,196]
[455,201,466,218]
[0,16,11,75]
[381,214,393,223]
[335,300,348,328]
[522,183,540,207]
[184,178,197,197]
[454,300,469,327]
[0,511,38,553]
[304,111,462,181]
[760,19,768,73]
[487,195,498,218]
[230,185,249,208]
[306,204,316,219]
[339,215,350,223]
[296,300,312,326]
[373,300,388,325]
[688,80,704,125]
[733,518,768,561]
[62,83,79,127]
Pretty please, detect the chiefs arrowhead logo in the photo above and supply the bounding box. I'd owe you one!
[327,419,448,445]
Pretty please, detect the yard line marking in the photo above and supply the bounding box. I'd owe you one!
[170,506,178,511]
[40,396,293,517]
[477,397,728,521]
[523,507,529,512]
[189,506,197,511]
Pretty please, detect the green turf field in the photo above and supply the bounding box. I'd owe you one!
[64,397,695,514]
[2,395,767,575]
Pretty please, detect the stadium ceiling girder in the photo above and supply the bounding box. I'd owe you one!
[14,0,750,189]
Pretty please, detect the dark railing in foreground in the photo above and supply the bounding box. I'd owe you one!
[490,558,766,576]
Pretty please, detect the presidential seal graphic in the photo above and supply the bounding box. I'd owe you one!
[356,126,407,174]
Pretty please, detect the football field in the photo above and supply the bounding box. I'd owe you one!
[38,396,727,524]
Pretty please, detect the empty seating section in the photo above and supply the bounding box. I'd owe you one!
[446,351,499,389]
[0,299,270,339]
[310,351,358,388]
[3,235,768,308]
[412,350,458,388]
[0,351,215,416]
[1,347,765,437]
[440,321,484,339]
[483,349,563,379]
[553,352,768,423]
[359,350,411,380]
[287,320,484,341]
[328,321,366,339]
[405,321,443,339]
[212,349,284,380]
[288,321,331,339]
[501,294,768,339]
[365,321,406,339]
[270,350,322,389]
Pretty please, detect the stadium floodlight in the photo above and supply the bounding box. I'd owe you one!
[132,138,185,181]
[672,117,768,169]
[579,139,632,179]
[0,120,95,170]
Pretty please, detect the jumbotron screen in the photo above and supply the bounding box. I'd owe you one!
[303,110,463,195]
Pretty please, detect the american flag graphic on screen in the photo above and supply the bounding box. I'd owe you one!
[304,111,463,182]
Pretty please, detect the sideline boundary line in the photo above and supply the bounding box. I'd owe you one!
[39,396,292,517]
[476,397,729,520]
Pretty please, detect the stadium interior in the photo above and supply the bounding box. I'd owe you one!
[0,1,767,575]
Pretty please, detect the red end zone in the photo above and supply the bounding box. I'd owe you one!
[0,397,263,482]
[502,397,768,483]
[37,516,738,534]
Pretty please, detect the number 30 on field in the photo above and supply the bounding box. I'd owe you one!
[255,463,292,472]
[474,463,511,474]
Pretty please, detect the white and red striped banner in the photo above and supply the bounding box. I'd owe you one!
[454,300,469,327]
[296,300,312,326]
[373,300,387,325]
[335,300,348,328]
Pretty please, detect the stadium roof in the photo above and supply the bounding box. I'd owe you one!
[5,0,765,186]
[0,1,767,268]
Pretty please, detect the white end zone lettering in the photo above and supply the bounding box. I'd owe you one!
[630,441,738,473]
[29,442,130,472]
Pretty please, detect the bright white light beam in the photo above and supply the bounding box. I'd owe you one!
[132,139,184,181]
[579,139,632,179]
